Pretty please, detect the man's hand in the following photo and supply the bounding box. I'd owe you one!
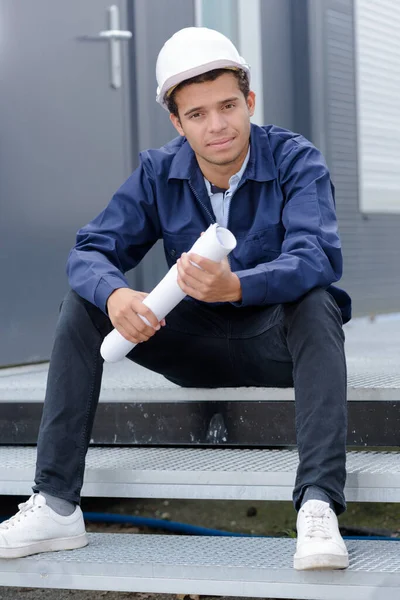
[107,288,165,344]
[177,253,242,302]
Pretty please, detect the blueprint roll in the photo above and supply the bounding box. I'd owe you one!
[100,224,237,363]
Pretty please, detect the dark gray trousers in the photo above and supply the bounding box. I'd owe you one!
[33,287,347,514]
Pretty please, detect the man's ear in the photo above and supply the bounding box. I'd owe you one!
[247,91,256,118]
[170,113,185,136]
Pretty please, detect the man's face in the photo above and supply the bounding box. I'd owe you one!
[170,72,255,167]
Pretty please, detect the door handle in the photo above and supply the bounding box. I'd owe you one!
[98,29,132,40]
[101,5,131,89]
[81,5,132,89]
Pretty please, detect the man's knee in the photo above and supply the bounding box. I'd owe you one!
[57,289,109,335]
[292,288,342,327]
[300,287,332,308]
[58,289,87,317]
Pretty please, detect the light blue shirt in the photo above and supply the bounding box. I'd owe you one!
[204,147,250,228]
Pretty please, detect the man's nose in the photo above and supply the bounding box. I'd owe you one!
[208,111,228,132]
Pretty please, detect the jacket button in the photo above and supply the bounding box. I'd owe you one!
[170,249,177,257]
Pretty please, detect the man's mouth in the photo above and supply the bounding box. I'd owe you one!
[207,137,234,148]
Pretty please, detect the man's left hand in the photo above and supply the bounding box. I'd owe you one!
[177,252,242,302]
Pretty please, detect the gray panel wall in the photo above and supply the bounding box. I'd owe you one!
[130,0,195,292]
[308,0,400,316]
[132,0,194,151]
[261,0,400,317]
[259,0,311,139]
[260,0,295,131]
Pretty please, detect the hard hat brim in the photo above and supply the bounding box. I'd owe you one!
[156,59,251,110]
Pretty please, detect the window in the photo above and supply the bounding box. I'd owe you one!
[195,0,264,125]
[355,0,400,213]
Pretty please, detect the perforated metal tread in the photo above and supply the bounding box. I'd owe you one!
[0,358,400,403]
[1,446,400,502]
[2,360,400,403]
[1,534,400,599]
[2,316,400,402]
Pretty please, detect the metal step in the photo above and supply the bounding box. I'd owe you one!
[2,316,400,446]
[2,357,400,402]
[0,534,399,599]
[1,445,400,502]
[1,314,400,403]
[0,315,400,403]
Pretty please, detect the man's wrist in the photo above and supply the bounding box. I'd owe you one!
[228,273,242,302]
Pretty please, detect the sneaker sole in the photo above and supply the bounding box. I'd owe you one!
[294,553,349,570]
[0,532,88,559]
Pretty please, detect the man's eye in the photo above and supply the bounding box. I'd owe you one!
[224,103,235,109]
[190,112,201,119]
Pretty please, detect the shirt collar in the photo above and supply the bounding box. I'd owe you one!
[168,123,277,182]
[204,146,250,196]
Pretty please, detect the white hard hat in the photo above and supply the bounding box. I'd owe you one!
[156,27,250,110]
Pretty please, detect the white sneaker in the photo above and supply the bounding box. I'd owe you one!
[294,499,349,570]
[0,493,88,559]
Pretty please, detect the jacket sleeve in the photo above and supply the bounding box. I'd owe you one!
[66,159,161,314]
[233,140,343,307]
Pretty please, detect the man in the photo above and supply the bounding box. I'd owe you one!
[0,27,351,570]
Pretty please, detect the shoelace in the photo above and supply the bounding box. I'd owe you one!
[0,496,41,529]
[304,511,332,539]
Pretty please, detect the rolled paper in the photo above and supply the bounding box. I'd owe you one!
[100,224,237,362]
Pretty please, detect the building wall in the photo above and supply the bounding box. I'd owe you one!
[354,0,400,215]
[266,0,400,317]
[2,0,399,366]
[128,0,400,316]
[131,0,195,292]
[309,0,400,315]
[260,0,296,132]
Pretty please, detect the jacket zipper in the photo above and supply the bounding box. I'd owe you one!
[189,180,233,269]
[225,179,248,269]
[226,177,248,232]
[188,181,215,225]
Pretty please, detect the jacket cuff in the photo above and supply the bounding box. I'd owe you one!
[231,270,268,307]
[94,275,130,314]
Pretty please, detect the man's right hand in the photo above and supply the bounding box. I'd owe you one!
[106,288,165,344]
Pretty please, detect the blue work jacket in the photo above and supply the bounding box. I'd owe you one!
[67,123,351,323]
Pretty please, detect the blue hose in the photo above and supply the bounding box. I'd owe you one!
[1,511,399,540]
[82,512,400,541]
[83,512,266,537]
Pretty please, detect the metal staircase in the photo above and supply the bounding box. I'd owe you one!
[0,316,400,599]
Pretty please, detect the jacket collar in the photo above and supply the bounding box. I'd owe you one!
[168,123,277,183]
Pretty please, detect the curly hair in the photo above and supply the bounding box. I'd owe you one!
[165,68,250,119]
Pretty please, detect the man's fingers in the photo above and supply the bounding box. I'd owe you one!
[132,312,160,337]
[178,255,212,286]
[186,252,220,273]
[135,291,149,301]
[179,253,219,281]
[131,299,159,329]
[177,275,202,300]
[113,303,159,342]
[177,257,203,284]
[113,305,155,337]
[115,320,147,345]
[108,289,165,340]
[122,314,155,342]
[178,266,210,291]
